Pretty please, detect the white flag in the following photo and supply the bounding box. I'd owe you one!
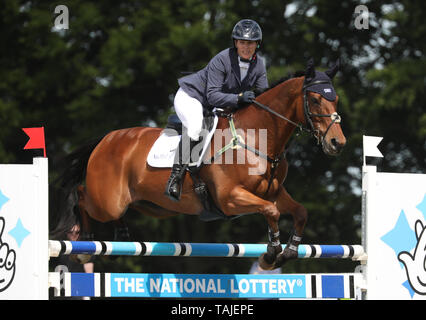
[363,135,383,158]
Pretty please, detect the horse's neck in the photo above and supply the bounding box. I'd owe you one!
[231,78,303,157]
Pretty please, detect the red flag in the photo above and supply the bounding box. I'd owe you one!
[22,127,46,157]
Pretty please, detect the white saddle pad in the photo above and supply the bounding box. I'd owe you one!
[147,115,218,168]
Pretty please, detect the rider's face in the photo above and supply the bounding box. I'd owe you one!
[235,40,257,60]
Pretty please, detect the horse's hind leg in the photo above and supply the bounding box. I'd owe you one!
[64,186,95,264]
[76,186,95,241]
[77,183,131,242]
[274,186,307,267]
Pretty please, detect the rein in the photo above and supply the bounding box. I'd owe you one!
[251,100,309,134]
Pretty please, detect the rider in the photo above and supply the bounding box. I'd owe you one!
[165,19,269,201]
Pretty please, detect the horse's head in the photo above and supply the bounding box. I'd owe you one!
[302,58,346,155]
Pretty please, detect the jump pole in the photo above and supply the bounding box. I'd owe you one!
[49,240,365,259]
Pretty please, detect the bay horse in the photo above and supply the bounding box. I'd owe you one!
[51,59,346,270]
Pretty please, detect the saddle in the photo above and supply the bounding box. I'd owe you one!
[148,112,230,222]
[164,114,183,134]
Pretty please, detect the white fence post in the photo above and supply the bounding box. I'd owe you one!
[0,157,49,300]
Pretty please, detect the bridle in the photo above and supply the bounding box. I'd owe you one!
[252,79,342,145]
[301,80,342,145]
[249,79,342,196]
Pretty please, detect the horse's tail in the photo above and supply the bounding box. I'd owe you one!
[49,136,104,240]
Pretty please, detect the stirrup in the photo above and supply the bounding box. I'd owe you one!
[165,178,182,201]
[164,165,185,201]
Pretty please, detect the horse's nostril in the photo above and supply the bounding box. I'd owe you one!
[330,138,342,152]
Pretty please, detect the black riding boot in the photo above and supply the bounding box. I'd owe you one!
[164,135,198,201]
[164,162,187,201]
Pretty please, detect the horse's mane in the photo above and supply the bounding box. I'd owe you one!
[255,70,305,97]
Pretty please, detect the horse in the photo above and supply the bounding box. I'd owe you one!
[50,58,346,270]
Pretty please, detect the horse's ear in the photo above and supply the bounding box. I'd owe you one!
[325,58,340,79]
[305,58,315,80]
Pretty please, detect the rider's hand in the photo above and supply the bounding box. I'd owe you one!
[237,91,255,105]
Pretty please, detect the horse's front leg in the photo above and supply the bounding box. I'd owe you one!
[273,186,307,267]
[221,187,283,270]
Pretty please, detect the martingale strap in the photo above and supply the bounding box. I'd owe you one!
[209,115,288,197]
[210,115,277,164]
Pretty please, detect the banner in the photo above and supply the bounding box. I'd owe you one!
[59,272,356,299]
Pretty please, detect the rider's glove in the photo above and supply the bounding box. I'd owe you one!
[237,91,255,105]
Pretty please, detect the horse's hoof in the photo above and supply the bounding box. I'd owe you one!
[258,253,276,270]
[274,249,298,267]
[274,253,287,268]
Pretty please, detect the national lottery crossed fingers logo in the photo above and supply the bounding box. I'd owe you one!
[0,217,16,292]
[398,219,426,295]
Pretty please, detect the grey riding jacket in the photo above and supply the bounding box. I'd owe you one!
[178,47,268,110]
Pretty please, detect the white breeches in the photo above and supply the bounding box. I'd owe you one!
[173,88,204,141]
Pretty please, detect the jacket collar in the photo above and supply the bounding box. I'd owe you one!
[229,48,241,84]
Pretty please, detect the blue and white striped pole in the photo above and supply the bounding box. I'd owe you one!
[49,241,365,260]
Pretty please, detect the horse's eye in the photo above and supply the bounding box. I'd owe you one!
[311,97,320,105]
